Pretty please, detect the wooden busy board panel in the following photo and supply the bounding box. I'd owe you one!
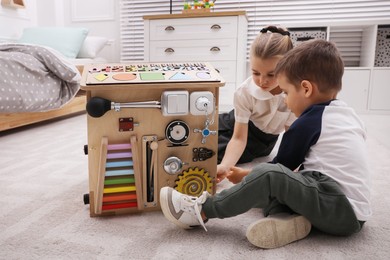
[81,61,225,216]
[85,62,223,85]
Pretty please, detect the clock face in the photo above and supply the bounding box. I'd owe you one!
[165,120,190,145]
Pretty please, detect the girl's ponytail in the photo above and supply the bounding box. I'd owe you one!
[251,25,293,59]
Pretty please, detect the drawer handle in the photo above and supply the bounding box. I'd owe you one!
[297,36,314,42]
[210,46,221,52]
[215,68,220,73]
[165,26,175,31]
[211,24,221,30]
[165,48,175,53]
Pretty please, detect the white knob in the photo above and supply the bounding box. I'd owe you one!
[195,96,211,112]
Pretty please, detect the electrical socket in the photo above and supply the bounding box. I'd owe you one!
[190,91,214,115]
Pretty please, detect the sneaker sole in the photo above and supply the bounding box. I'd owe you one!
[246,214,311,249]
[160,187,192,229]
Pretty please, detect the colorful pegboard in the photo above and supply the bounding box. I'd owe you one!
[85,62,223,85]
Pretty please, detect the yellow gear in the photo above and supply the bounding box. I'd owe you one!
[175,167,213,197]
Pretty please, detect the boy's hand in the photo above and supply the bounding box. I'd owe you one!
[227,166,250,184]
[216,164,230,183]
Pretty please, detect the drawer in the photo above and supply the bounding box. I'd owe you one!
[209,61,236,83]
[375,26,390,67]
[218,82,236,113]
[149,39,237,62]
[149,16,238,41]
[289,27,327,47]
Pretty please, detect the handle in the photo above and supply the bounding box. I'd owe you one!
[210,46,221,52]
[164,48,175,53]
[211,24,221,30]
[165,26,175,31]
[297,36,315,42]
[86,97,161,118]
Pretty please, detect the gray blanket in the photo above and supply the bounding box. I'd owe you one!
[0,43,80,113]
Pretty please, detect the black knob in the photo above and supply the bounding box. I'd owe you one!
[83,193,90,205]
[86,97,111,118]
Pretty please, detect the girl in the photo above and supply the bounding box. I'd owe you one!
[217,26,295,183]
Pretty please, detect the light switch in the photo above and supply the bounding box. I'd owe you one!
[161,91,189,116]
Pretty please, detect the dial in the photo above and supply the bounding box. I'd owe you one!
[165,120,190,145]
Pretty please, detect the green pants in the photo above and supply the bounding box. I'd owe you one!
[203,163,362,236]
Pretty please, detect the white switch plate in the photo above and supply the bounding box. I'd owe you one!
[161,90,189,116]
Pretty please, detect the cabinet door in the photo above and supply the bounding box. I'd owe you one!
[370,69,390,110]
[338,69,370,112]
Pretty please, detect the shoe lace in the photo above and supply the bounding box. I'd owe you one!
[194,191,209,231]
[183,191,209,231]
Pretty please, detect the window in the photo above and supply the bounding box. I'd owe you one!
[120,0,390,62]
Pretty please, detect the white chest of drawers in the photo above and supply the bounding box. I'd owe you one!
[144,11,248,112]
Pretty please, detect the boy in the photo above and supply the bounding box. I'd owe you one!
[159,39,371,249]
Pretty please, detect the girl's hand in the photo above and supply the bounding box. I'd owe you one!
[227,166,251,184]
[216,164,230,183]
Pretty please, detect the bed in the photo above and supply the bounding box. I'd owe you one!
[0,43,85,131]
[0,27,108,131]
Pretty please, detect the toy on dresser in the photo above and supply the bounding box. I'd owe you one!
[81,62,225,217]
[183,0,216,13]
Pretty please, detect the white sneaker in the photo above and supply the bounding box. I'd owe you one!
[246,214,311,249]
[160,187,209,231]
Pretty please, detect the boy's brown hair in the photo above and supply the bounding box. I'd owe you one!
[274,39,344,93]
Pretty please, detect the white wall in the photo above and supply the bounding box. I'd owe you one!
[0,0,120,62]
[0,0,37,42]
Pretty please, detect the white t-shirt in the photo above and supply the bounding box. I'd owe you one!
[272,100,371,221]
[234,77,296,134]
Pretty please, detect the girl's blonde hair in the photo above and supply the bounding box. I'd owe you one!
[250,26,293,59]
